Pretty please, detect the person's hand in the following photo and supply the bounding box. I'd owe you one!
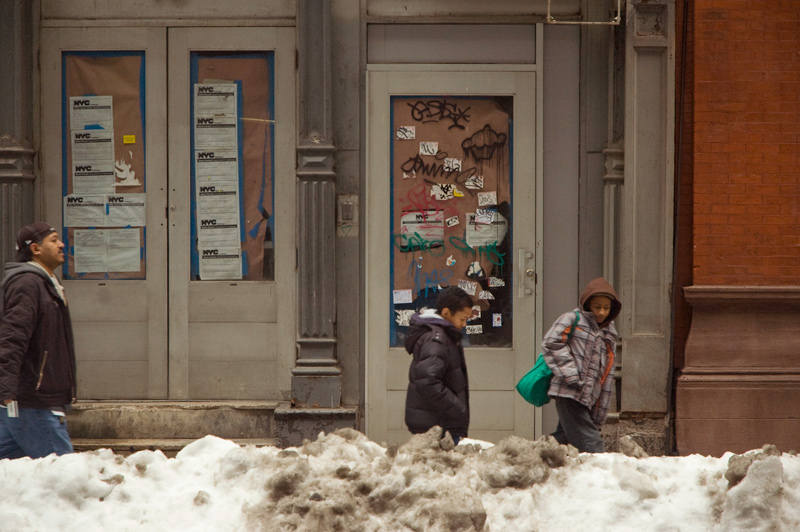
[2,399,13,406]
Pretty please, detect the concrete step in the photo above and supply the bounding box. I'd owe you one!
[71,437,279,457]
[67,400,282,441]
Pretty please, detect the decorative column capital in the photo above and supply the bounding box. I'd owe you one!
[602,140,624,185]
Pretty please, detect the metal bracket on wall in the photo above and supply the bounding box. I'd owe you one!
[546,0,622,25]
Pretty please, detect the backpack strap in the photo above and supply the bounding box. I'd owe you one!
[565,310,581,342]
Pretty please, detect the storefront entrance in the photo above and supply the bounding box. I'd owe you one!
[366,68,543,443]
[40,27,296,400]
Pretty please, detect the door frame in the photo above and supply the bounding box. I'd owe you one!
[365,64,545,444]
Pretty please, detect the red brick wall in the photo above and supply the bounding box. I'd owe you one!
[692,1,800,286]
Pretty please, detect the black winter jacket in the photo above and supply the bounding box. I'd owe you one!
[404,311,470,439]
[0,262,76,408]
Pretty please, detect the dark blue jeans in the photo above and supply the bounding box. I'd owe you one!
[551,397,605,453]
[0,405,73,459]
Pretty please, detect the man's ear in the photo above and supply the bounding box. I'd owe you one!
[29,243,41,257]
[440,308,452,319]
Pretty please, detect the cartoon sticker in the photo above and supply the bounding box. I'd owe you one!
[466,261,485,280]
[466,325,483,335]
[445,215,460,227]
[492,314,502,327]
[488,277,505,287]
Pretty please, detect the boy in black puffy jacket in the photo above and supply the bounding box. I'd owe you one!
[404,286,474,445]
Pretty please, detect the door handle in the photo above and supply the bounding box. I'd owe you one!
[517,249,534,298]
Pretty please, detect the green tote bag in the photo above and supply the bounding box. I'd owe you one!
[516,311,580,407]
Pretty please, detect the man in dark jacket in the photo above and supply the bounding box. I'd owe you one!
[404,286,473,445]
[0,222,76,459]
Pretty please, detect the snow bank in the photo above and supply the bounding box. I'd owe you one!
[0,428,798,532]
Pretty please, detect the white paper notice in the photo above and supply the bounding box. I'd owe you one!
[393,289,413,304]
[197,214,240,248]
[64,195,106,227]
[194,83,237,117]
[105,194,146,227]
[399,210,445,244]
[106,229,141,272]
[195,150,239,182]
[69,96,114,130]
[72,163,116,194]
[71,130,114,163]
[466,212,508,248]
[74,230,108,273]
[197,182,239,215]
[199,246,242,280]
[74,229,141,274]
[194,115,238,150]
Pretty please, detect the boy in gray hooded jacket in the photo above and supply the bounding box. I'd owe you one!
[542,278,620,452]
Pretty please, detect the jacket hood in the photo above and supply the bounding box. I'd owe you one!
[2,262,50,291]
[579,277,621,324]
[404,309,460,354]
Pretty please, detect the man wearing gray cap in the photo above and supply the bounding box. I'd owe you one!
[0,222,76,459]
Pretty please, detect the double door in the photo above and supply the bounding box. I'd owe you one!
[40,27,296,400]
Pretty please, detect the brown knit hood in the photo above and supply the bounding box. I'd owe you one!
[579,277,621,324]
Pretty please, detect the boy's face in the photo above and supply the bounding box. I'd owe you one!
[441,306,473,329]
[589,295,613,324]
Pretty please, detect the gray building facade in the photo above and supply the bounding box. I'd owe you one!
[1,0,675,453]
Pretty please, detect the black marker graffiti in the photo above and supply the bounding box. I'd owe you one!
[400,153,480,196]
[462,124,507,162]
[408,99,471,130]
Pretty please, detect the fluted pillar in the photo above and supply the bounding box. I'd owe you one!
[292,0,340,407]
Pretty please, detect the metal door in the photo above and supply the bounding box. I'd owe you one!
[366,68,543,444]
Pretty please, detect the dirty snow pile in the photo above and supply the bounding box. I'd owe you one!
[1,428,799,532]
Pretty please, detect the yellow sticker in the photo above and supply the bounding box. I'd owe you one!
[123,135,136,144]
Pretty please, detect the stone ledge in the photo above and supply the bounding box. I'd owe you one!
[684,285,800,305]
[602,413,669,456]
[71,400,281,411]
[273,403,359,448]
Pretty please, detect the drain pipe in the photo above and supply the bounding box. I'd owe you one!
[668,0,691,454]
